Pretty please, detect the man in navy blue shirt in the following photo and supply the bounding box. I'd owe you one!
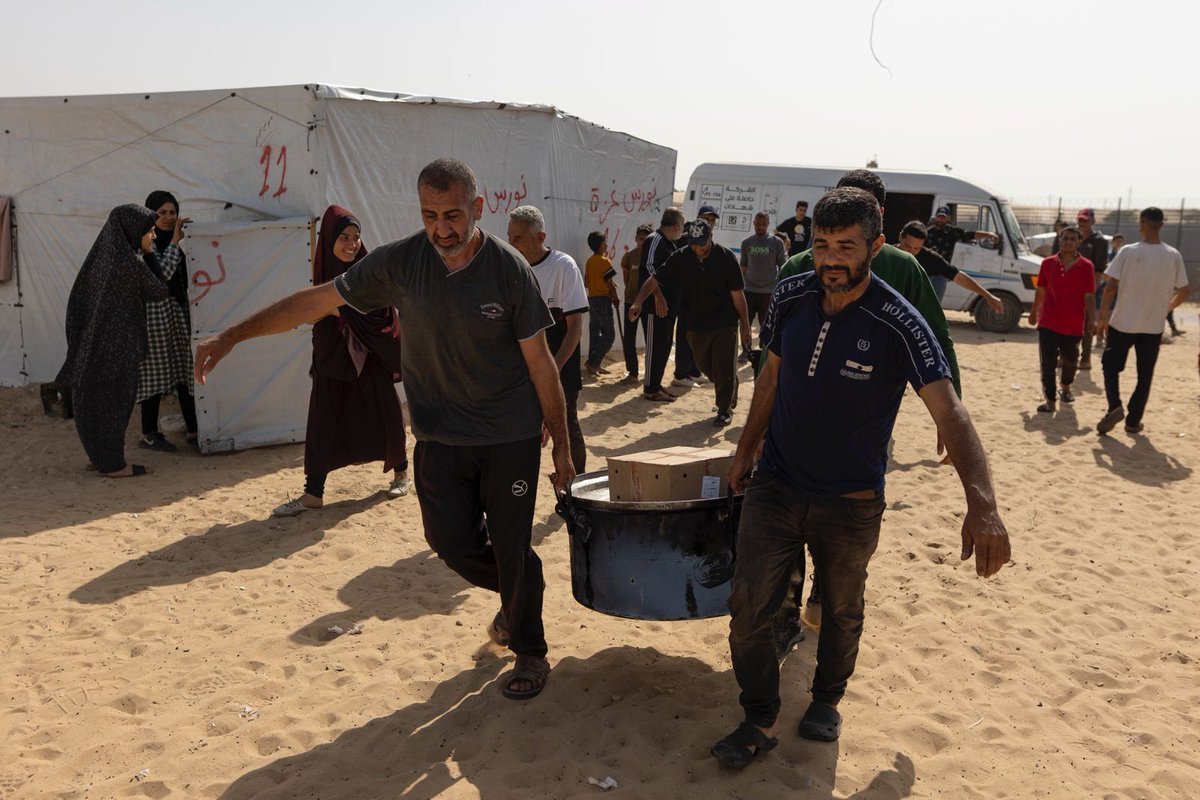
[711,188,1010,769]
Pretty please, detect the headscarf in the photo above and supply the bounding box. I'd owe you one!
[310,205,403,381]
[143,190,191,320]
[57,204,166,387]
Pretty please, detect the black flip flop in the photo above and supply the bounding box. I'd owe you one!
[711,721,779,768]
[798,701,842,741]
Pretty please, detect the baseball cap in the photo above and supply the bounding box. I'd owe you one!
[687,219,713,245]
[935,205,951,217]
[1077,208,1095,221]
[698,205,719,218]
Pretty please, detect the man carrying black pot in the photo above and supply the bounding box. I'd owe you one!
[710,187,1010,768]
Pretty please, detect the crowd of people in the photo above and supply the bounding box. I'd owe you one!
[52,158,1188,768]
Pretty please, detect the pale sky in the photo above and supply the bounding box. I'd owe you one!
[3,0,1195,207]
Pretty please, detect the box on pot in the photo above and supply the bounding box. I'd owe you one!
[607,445,734,502]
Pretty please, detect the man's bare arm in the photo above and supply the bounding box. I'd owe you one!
[519,331,574,492]
[1096,277,1120,338]
[628,276,661,320]
[730,289,752,350]
[195,282,344,384]
[917,379,1010,577]
[954,272,1004,314]
[1168,285,1190,312]
[555,314,584,372]
[726,351,781,493]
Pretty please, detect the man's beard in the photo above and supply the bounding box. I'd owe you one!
[432,222,477,259]
[817,256,870,295]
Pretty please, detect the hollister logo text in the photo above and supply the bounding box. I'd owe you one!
[880,302,936,368]
[840,359,874,381]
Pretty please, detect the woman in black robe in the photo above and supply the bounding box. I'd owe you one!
[58,204,167,477]
[273,205,408,516]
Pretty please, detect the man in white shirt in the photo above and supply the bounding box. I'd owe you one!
[508,205,590,470]
[1095,207,1190,434]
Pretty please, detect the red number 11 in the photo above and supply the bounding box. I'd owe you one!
[258,145,289,199]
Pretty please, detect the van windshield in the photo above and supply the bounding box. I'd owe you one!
[1000,203,1031,255]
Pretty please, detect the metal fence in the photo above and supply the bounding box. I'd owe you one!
[1011,199,1199,299]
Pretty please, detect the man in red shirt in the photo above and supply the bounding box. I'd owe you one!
[1028,227,1096,412]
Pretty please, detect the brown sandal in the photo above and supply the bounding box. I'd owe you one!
[487,610,510,647]
[502,655,550,700]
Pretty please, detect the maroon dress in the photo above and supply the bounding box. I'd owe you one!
[305,205,406,478]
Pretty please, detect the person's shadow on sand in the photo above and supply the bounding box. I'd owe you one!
[291,549,473,644]
[219,645,914,800]
[69,496,384,604]
[1093,432,1192,486]
[1020,404,1091,444]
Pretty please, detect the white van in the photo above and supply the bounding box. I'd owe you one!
[682,162,1042,332]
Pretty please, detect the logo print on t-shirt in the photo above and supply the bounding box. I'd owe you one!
[511,480,528,497]
[857,339,871,351]
[480,302,505,320]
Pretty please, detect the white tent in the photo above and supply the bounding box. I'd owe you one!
[0,84,676,452]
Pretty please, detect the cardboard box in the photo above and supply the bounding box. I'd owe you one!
[607,445,735,502]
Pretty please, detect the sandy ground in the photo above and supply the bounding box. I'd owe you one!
[1,308,1198,800]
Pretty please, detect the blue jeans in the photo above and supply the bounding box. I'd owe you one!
[586,297,615,369]
[727,468,884,727]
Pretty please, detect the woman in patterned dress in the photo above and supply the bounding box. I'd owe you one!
[58,205,167,477]
[272,205,409,516]
[137,191,197,452]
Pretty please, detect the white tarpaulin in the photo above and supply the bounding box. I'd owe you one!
[188,219,313,453]
[0,84,675,451]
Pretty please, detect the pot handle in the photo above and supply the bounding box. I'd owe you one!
[716,485,737,523]
[554,482,591,544]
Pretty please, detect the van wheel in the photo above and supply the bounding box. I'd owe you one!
[974,293,1022,333]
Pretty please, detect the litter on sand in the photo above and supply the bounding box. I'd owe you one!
[587,776,618,791]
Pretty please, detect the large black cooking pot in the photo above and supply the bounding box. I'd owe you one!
[555,470,743,620]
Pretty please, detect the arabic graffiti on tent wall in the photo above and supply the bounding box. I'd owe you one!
[476,175,662,259]
[190,240,227,303]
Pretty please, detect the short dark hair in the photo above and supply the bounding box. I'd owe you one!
[1060,226,1081,239]
[1112,233,1126,241]
[813,187,882,242]
[1141,207,1165,225]
[754,211,770,221]
[635,223,654,237]
[661,208,685,228]
[417,158,477,197]
[795,200,808,210]
[587,230,607,253]
[836,169,886,207]
[900,220,927,240]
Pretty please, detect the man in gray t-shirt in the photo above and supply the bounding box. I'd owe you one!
[194,158,572,702]
[739,211,787,340]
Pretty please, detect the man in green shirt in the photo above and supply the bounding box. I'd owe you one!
[767,170,962,659]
